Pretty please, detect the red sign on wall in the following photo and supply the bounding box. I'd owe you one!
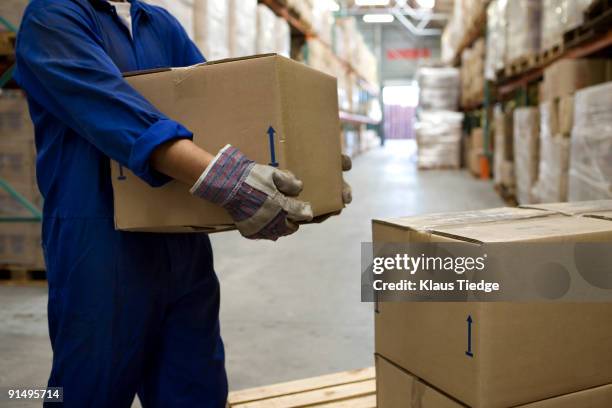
[386,48,431,60]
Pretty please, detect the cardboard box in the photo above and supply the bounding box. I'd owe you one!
[0,139,36,187]
[0,223,43,267]
[557,94,574,136]
[373,201,612,408]
[542,59,608,101]
[376,354,612,408]
[112,55,344,232]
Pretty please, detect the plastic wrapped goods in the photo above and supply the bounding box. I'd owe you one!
[228,0,257,57]
[532,103,570,202]
[568,82,612,201]
[275,16,291,58]
[417,67,460,111]
[145,0,195,40]
[506,0,541,62]
[513,107,540,204]
[485,0,508,80]
[416,111,464,169]
[541,0,595,51]
[256,4,277,54]
[193,0,228,60]
[493,105,514,186]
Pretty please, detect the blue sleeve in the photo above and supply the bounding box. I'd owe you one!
[14,3,192,187]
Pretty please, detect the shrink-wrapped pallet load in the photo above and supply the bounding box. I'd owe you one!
[506,0,541,63]
[256,4,277,54]
[193,0,228,60]
[513,107,540,204]
[532,103,570,203]
[228,0,257,58]
[568,82,612,201]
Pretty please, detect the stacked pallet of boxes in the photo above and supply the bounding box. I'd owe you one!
[506,0,541,65]
[568,81,612,201]
[228,0,257,58]
[415,67,462,169]
[145,0,196,39]
[373,202,612,408]
[0,91,44,269]
[460,38,485,108]
[441,0,487,64]
[541,0,594,53]
[532,58,610,203]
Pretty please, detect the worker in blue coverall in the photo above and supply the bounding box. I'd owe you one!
[15,0,352,407]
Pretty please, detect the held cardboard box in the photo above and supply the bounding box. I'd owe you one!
[112,55,344,232]
[376,354,612,408]
[373,201,612,408]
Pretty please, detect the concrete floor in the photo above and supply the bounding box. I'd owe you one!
[0,140,503,405]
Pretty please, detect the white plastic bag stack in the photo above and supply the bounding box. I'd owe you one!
[568,82,612,201]
[256,4,277,54]
[275,16,291,58]
[228,0,257,58]
[513,107,540,204]
[144,0,195,40]
[415,111,464,169]
[417,67,461,111]
[193,0,228,61]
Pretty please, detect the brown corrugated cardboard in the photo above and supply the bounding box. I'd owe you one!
[542,59,608,101]
[373,204,612,408]
[376,354,612,408]
[0,139,36,187]
[112,55,344,232]
[0,223,43,267]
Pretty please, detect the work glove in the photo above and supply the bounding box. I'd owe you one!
[341,153,353,205]
[190,144,313,240]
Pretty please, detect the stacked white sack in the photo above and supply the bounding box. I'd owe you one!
[194,0,228,61]
[228,0,257,58]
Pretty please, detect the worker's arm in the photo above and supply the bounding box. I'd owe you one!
[150,139,214,186]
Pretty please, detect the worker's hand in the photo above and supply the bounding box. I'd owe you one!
[190,145,313,240]
[341,154,353,205]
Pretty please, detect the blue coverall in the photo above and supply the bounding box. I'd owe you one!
[14,0,227,406]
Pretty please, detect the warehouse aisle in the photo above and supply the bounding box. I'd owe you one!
[0,140,504,404]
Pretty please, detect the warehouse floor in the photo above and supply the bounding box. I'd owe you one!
[0,140,503,405]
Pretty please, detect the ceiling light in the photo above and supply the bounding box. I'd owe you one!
[355,0,391,6]
[363,13,395,23]
[415,0,435,9]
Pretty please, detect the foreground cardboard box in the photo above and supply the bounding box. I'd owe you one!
[112,55,344,232]
[376,355,612,408]
[373,200,612,408]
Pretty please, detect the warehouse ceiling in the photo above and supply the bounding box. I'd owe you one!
[338,0,450,36]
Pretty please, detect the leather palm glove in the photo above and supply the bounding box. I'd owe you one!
[190,145,313,240]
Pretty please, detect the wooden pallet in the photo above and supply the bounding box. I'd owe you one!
[228,367,376,408]
[538,42,564,65]
[0,266,47,285]
[504,54,538,78]
[563,0,612,48]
